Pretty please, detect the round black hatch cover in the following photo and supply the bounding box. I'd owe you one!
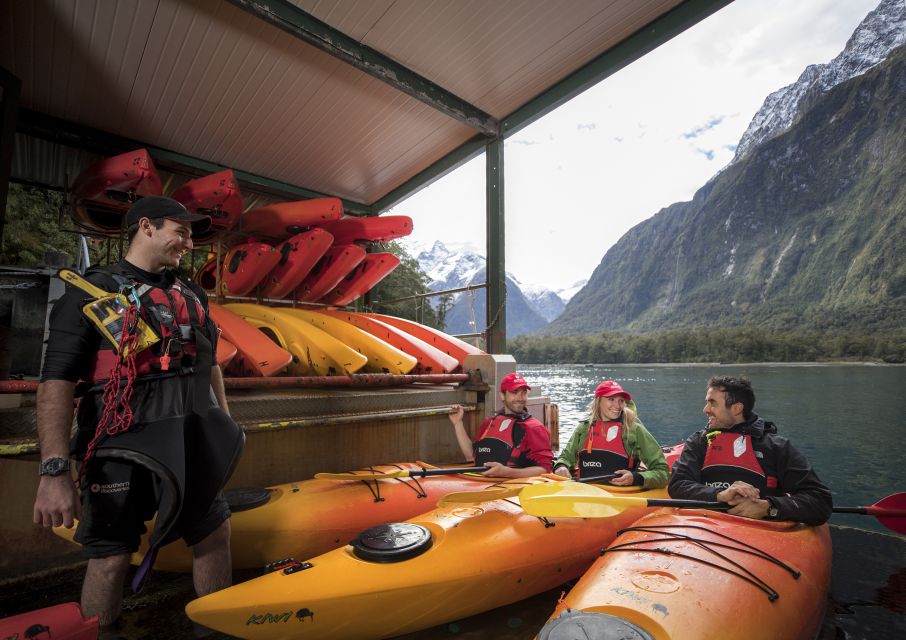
[351,523,433,563]
[224,487,271,512]
[538,611,655,640]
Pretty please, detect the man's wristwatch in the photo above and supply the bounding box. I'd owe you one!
[766,499,780,520]
[38,457,71,477]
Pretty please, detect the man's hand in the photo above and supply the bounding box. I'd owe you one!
[481,461,517,478]
[716,481,760,503]
[609,469,635,486]
[553,466,571,478]
[448,404,464,426]
[727,498,771,519]
[34,474,80,528]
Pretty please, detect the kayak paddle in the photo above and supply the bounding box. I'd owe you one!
[436,473,620,506]
[315,466,490,480]
[517,483,906,535]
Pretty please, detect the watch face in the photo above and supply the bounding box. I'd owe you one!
[40,457,70,476]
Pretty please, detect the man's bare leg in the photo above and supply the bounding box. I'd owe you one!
[82,554,131,627]
[192,519,232,596]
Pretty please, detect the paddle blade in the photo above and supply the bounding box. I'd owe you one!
[519,482,644,518]
[871,493,906,535]
[437,486,523,506]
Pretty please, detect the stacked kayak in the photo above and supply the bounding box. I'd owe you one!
[171,169,244,244]
[539,509,832,640]
[70,148,163,235]
[54,462,513,573]
[186,477,669,639]
[200,201,411,306]
[0,602,98,640]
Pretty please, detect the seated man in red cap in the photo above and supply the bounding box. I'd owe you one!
[553,380,667,488]
[448,372,553,477]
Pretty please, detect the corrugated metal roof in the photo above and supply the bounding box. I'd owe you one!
[3,0,701,207]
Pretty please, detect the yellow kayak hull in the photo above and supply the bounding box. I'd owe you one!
[224,303,367,375]
[186,479,668,639]
[280,308,417,375]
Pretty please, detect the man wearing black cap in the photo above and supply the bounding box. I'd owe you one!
[448,372,554,478]
[34,196,244,631]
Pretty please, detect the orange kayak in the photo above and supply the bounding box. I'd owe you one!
[56,462,519,573]
[539,509,832,640]
[186,478,669,639]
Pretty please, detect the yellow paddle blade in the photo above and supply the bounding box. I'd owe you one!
[437,485,524,506]
[519,482,648,518]
[314,470,407,480]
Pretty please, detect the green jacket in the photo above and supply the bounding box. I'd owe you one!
[553,413,669,489]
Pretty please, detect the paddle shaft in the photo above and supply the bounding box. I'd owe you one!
[414,466,489,477]
[619,499,906,517]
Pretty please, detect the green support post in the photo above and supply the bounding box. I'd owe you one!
[485,138,506,354]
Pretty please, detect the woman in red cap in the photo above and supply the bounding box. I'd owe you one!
[553,380,667,488]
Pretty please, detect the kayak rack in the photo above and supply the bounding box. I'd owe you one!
[0,373,471,394]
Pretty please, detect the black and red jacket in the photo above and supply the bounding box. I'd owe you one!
[668,414,832,525]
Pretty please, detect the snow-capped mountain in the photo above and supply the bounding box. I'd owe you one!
[406,240,575,335]
[734,0,905,162]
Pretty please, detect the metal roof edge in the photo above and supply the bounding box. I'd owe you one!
[501,0,734,137]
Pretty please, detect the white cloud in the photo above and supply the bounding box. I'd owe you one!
[391,0,879,291]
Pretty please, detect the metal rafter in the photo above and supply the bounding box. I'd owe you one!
[225,0,499,138]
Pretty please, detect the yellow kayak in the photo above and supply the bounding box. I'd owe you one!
[186,478,668,639]
[54,462,507,573]
[279,308,417,375]
[224,303,367,375]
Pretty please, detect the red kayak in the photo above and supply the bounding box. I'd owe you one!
[171,169,243,243]
[259,228,334,299]
[194,255,220,292]
[363,312,484,366]
[295,244,366,302]
[318,214,413,244]
[239,198,343,239]
[0,602,98,640]
[221,242,280,296]
[321,252,400,306]
[70,148,163,234]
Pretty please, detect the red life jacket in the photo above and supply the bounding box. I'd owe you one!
[473,414,544,468]
[701,431,780,495]
[88,273,209,383]
[577,420,635,478]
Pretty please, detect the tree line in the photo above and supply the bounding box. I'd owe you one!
[509,327,906,364]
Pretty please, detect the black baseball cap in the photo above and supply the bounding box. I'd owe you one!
[126,196,212,234]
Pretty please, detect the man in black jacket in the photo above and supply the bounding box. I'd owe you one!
[668,375,832,525]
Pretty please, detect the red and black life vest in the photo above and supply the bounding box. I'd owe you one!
[701,431,780,496]
[87,270,210,383]
[473,414,544,468]
[577,420,636,478]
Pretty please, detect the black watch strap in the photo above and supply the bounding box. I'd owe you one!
[38,457,71,476]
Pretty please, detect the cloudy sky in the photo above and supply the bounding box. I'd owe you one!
[391,0,881,292]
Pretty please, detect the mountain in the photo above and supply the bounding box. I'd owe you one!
[734,0,905,161]
[545,36,906,336]
[410,240,564,336]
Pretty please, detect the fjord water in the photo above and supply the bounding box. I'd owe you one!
[525,362,904,533]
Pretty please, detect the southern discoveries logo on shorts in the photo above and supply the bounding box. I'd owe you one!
[90,481,130,494]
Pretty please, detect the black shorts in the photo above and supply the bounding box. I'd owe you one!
[74,457,231,558]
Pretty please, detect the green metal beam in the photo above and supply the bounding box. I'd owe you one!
[15,109,371,214]
[501,0,732,136]
[226,0,499,138]
[371,135,488,213]
[485,138,506,354]
[0,67,21,249]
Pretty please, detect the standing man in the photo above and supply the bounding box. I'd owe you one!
[449,372,553,478]
[669,375,831,525]
[33,196,244,630]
